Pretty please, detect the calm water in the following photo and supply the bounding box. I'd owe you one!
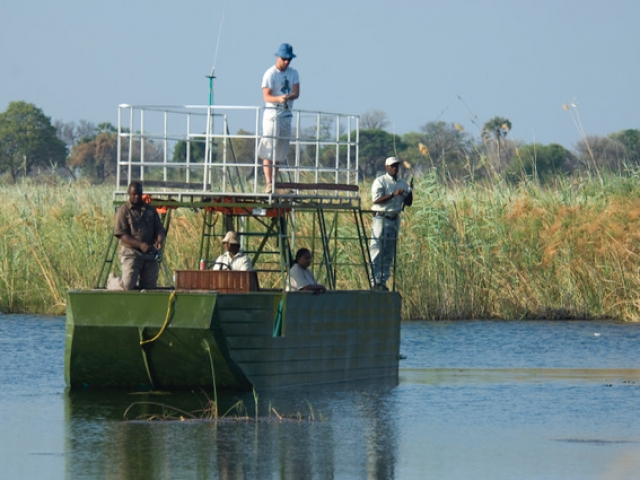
[1,315,640,480]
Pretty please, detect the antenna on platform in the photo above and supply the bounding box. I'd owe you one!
[206,66,216,107]
[206,0,227,106]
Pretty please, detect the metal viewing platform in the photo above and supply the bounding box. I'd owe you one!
[95,104,382,291]
[115,104,361,209]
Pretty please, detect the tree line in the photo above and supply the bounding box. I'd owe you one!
[1,101,639,185]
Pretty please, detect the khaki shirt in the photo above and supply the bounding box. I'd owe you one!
[114,201,165,252]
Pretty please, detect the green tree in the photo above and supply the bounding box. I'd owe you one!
[404,121,475,181]
[0,101,67,181]
[609,129,640,166]
[574,135,627,173]
[357,129,404,180]
[505,143,574,184]
[172,138,207,164]
[64,122,135,184]
[66,131,118,184]
[96,122,117,134]
[312,128,402,181]
[228,129,259,182]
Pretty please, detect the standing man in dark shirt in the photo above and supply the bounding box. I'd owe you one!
[110,182,165,290]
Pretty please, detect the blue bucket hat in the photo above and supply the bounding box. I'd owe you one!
[274,43,296,59]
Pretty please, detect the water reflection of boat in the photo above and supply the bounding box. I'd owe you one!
[64,105,402,391]
[64,387,398,479]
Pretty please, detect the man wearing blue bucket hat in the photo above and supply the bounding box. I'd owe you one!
[257,43,300,193]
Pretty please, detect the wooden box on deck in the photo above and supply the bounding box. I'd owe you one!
[175,270,258,293]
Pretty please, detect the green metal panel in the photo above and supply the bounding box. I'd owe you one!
[65,289,401,391]
[65,290,251,390]
[217,291,401,389]
[66,290,215,328]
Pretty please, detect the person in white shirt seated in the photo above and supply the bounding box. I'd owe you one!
[287,247,326,293]
[211,231,254,271]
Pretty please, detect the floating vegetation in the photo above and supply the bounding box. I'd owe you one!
[122,390,324,423]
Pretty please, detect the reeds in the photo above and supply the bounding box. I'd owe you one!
[0,182,209,313]
[3,176,640,321]
[396,173,640,321]
[122,390,322,422]
[0,182,114,313]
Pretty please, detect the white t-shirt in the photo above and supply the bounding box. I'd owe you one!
[262,65,300,111]
[287,263,317,291]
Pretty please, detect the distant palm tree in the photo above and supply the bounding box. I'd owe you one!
[482,116,512,172]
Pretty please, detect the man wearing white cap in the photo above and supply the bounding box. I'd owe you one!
[257,43,300,193]
[211,231,254,271]
[370,157,413,290]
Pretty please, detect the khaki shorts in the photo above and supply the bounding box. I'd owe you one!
[257,112,292,163]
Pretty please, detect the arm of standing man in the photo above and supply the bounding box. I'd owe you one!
[119,234,152,253]
[114,207,156,254]
[153,211,165,252]
[154,231,165,252]
[262,83,300,104]
[118,223,164,253]
[373,188,409,206]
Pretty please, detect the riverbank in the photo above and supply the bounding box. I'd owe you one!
[2,175,640,320]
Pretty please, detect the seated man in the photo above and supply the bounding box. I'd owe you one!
[108,181,165,290]
[286,248,326,293]
[211,231,254,271]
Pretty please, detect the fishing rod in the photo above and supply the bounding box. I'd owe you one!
[204,0,244,192]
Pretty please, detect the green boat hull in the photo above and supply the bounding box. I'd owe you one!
[65,289,401,390]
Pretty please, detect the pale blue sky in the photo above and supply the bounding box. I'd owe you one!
[3,0,638,149]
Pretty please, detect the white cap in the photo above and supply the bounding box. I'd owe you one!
[385,157,401,166]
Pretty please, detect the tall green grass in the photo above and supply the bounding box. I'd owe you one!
[396,173,640,321]
[3,176,640,321]
[0,183,113,313]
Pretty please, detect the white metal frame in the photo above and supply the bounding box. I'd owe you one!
[116,104,360,200]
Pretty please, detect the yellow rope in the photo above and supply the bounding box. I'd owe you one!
[140,290,176,346]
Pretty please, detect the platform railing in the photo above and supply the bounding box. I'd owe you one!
[115,104,360,201]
